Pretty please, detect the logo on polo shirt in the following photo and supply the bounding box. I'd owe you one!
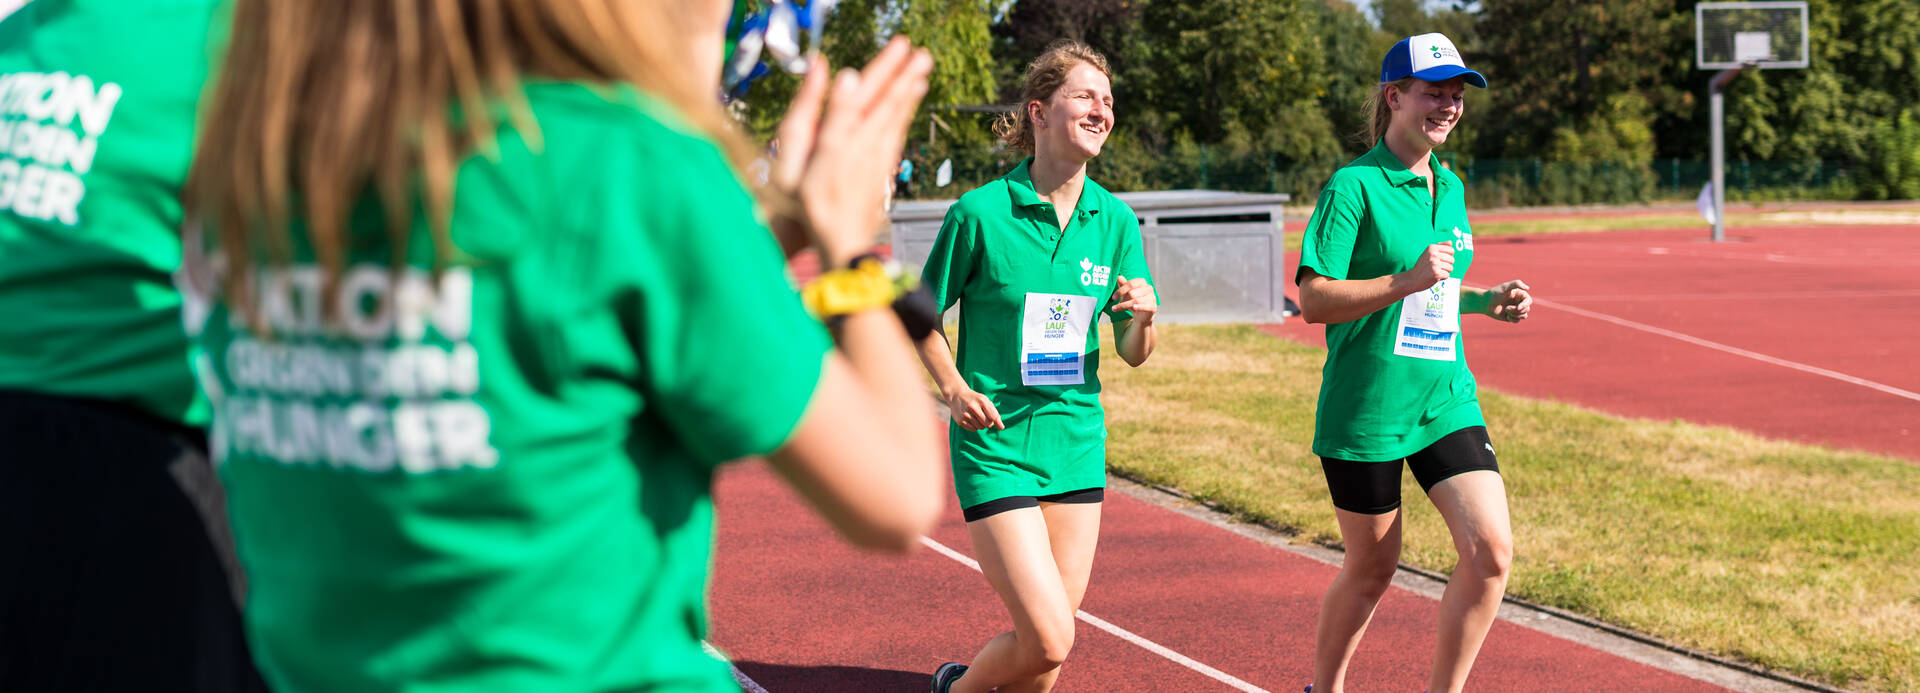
[1451,226,1474,251]
[1079,257,1112,287]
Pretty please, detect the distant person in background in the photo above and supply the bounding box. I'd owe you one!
[184,0,943,690]
[0,1,265,690]
[918,39,1158,693]
[898,155,916,198]
[1294,33,1531,693]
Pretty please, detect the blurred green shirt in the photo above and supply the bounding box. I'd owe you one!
[201,84,828,692]
[0,0,224,425]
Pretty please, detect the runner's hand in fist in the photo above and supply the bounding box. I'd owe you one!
[1486,280,1532,323]
[1396,242,1455,294]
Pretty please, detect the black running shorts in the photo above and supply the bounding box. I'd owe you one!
[1319,426,1500,515]
[961,487,1105,522]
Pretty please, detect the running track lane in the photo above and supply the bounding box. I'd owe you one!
[1270,225,1920,461]
[708,461,1728,692]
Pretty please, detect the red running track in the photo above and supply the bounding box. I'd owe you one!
[709,461,1730,692]
[1269,225,1920,461]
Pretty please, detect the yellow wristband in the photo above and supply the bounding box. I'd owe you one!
[802,257,897,319]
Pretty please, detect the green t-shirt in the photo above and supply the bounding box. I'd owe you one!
[920,159,1154,507]
[1298,141,1484,461]
[0,0,221,425]
[196,84,829,692]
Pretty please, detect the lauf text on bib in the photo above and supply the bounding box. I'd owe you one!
[1021,292,1094,385]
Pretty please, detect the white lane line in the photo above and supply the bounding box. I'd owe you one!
[702,641,773,693]
[1547,289,1920,302]
[919,536,1271,693]
[919,534,984,570]
[1539,298,1920,404]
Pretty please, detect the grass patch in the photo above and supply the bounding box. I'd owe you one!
[1470,212,1736,237]
[1281,203,1920,250]
[1100,324,1920,692]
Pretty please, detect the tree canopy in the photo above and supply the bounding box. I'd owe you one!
[728,0,1920,203]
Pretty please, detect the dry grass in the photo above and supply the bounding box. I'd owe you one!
[1100,324,1920,691]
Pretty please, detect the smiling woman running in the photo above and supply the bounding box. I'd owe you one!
[918,40,1158,693]
[1295,33,1533,693]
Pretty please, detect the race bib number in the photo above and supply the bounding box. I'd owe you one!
[1393,278,1460,361]
[1020,292,1094,386]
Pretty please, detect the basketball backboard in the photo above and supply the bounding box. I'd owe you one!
[1696,1,1809,70]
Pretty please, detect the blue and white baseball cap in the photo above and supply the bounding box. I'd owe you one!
[1380,33,1487,88]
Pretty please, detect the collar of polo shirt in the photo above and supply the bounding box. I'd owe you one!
[1363,141,1452,192]
[1004,158,1104,217]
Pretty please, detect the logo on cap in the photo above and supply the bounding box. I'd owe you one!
[1381,32,1486,88]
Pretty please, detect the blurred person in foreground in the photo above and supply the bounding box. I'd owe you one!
[183,1,942,690]
[0,1,265,690]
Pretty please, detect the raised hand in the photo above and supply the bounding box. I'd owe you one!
[772,38,933,266]
[1109,275,1157,324]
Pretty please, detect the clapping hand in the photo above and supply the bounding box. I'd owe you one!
[767,38,933,265]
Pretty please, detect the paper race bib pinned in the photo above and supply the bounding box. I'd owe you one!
[1393,278,1460,361]
[1021,292,1094,385]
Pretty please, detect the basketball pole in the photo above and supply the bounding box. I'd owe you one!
[1708,62,1753,243]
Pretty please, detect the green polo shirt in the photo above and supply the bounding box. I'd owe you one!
[199,84,826,692]
[921,159,1154,507]
[1298,141,1483,462]
[0,0,223,426]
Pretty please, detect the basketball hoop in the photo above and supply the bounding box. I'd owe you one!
[1695,2,1809,242]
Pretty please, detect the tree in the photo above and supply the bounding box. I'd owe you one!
[1134,0,1335,159]
[895,0,1000,191]
[1323,0,1385,154]
[899,0,997,146]
[1473,0,1685,159]
[993,0,1141,56]
[989,0,1144,104]
[1372,0,1427,41]
[1719,0,1920,164]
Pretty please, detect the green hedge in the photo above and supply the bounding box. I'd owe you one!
[901,145,1893,207]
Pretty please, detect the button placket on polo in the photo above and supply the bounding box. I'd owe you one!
[1037,203,1074,262]
[1402,177,1429,237]
[1060,209,1094,266]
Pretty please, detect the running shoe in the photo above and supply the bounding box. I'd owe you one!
[931,662,968,693]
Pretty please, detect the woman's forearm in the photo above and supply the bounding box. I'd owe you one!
[1299,272,1420,325]
[914,327,968,398]
[1459,286,1492,317]
[1116,318,1155,366]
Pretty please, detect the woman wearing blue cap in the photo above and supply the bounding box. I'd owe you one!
[1294,33,1532,693]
